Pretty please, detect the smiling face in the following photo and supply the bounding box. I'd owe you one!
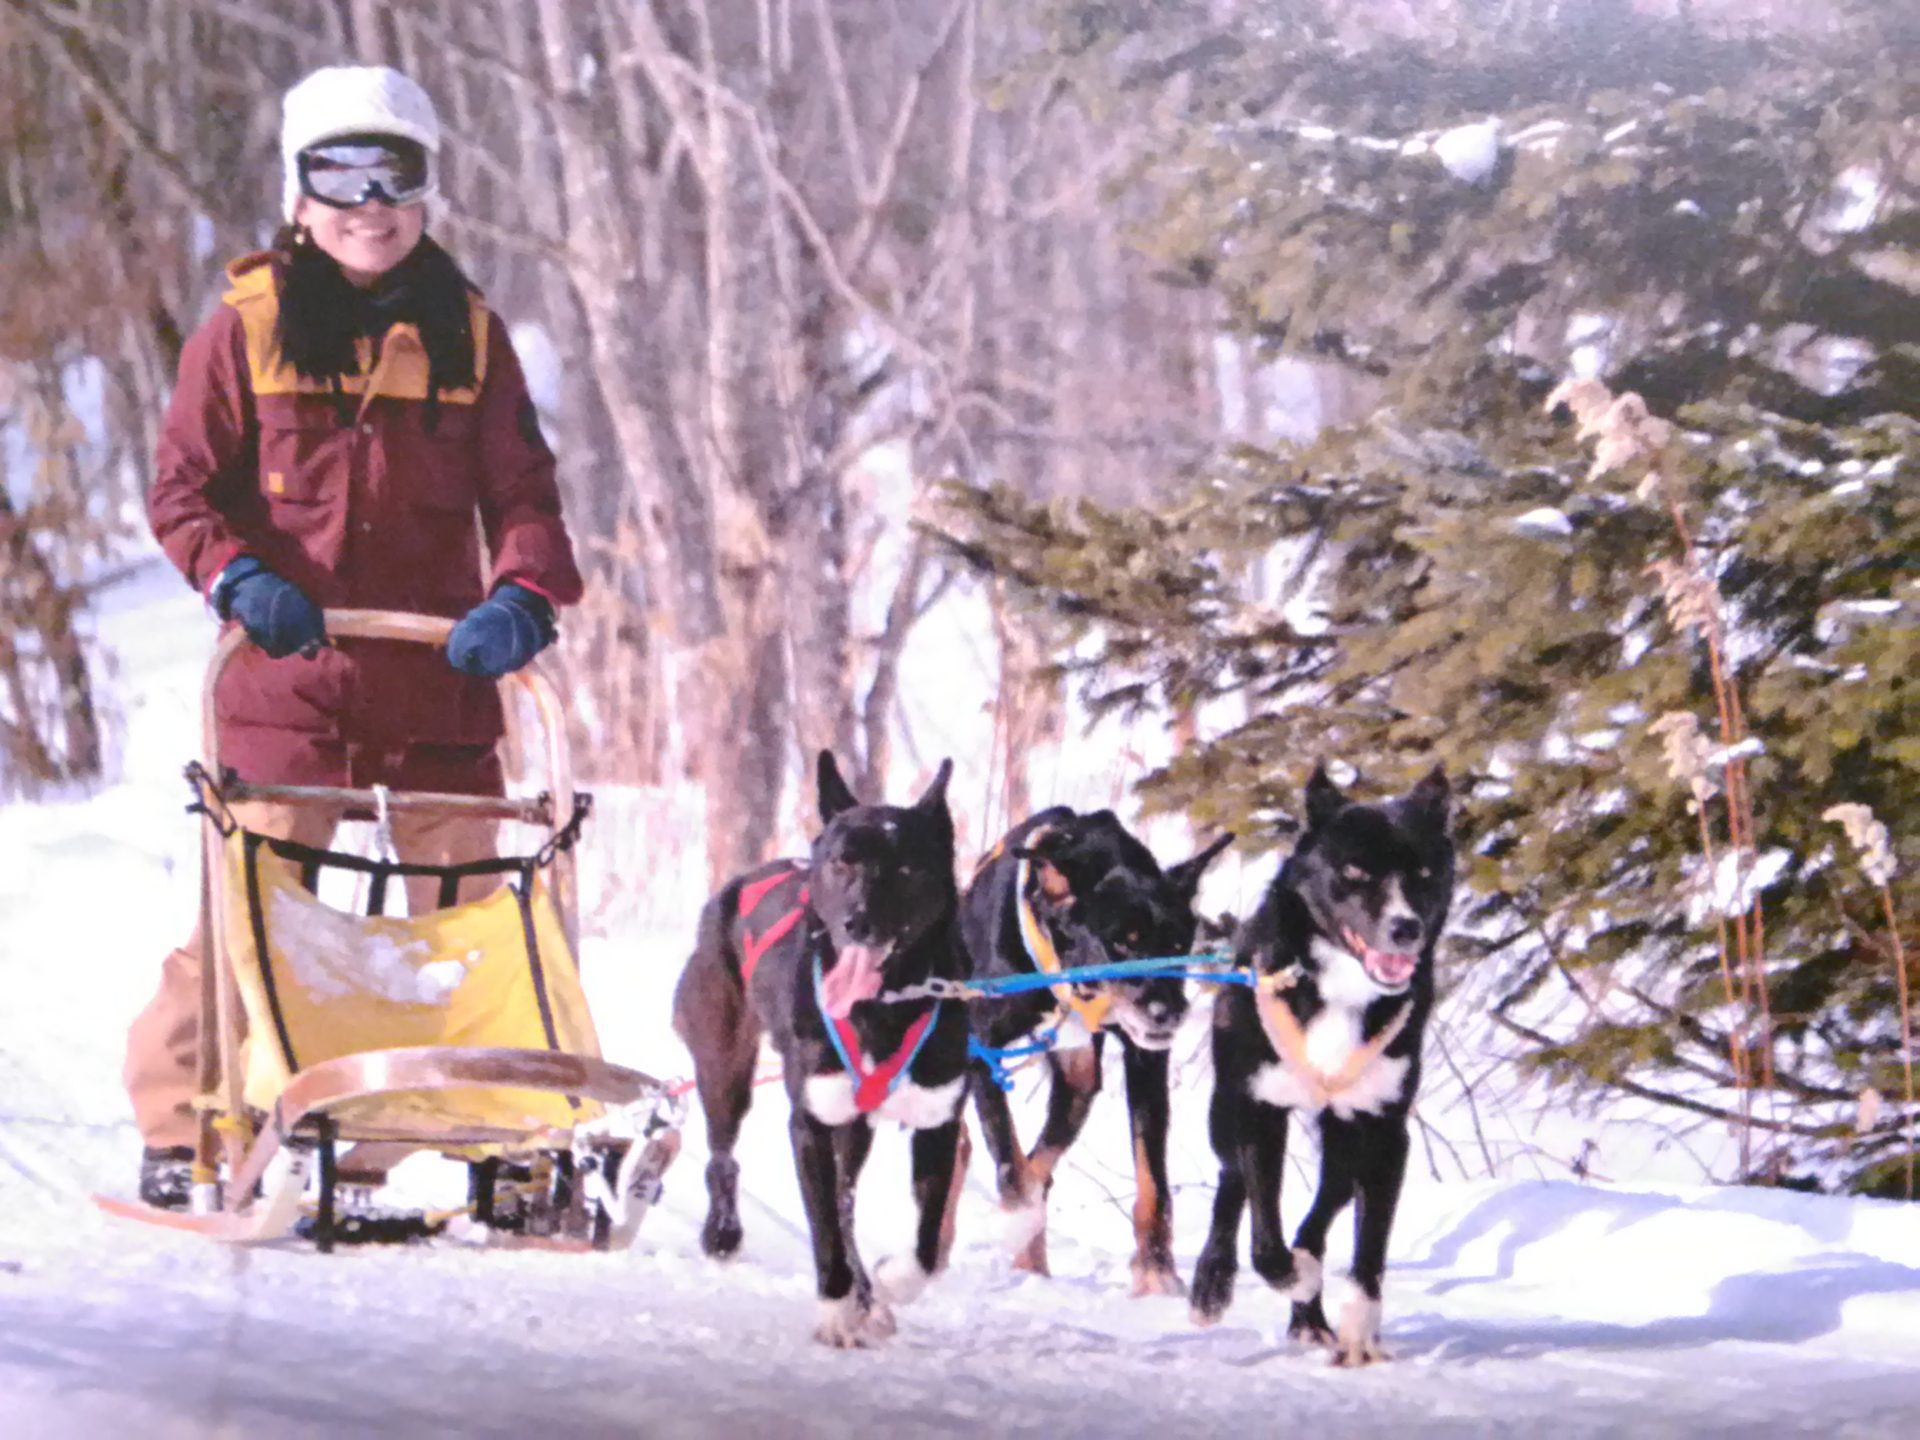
[808,753,956,1018]
[1295,766,1454,997]
[294,192,425,285]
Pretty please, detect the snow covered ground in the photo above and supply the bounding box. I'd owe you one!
[2,560,1918,1437]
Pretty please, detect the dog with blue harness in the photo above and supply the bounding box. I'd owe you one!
[672,751,972,1348]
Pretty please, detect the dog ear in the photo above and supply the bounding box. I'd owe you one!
[1166,832,1234,899]
[914,758,954,813]
[1304,763,1345,831]
[1403,763,1452,833]
[817,750,859,823]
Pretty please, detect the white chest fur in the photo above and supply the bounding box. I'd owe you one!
[1245,940,1412,1119]
[804,1071,965,1129]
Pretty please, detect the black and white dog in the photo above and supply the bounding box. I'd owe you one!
[962,808,1231,1294]
[1190,765,1453,1365]
[672,752,972,1347]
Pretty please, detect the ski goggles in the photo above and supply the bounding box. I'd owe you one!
[296,135,433,209]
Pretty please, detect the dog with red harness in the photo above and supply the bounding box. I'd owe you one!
[671,751,972,1347]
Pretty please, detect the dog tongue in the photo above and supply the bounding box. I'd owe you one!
[821,944,887,1018]
[1366,948,1418,987]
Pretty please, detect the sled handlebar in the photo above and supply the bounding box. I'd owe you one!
[314,609,456,645]
[200,610,579,936]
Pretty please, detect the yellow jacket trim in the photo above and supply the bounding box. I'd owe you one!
[222,254,489,405]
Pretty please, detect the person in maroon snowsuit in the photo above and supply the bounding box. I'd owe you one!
[126,64,583,1207]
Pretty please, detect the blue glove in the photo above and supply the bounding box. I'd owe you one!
[211,556,326,659]
[445,583,556,678]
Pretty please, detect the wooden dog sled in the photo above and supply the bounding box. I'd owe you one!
[96,611,681,1251]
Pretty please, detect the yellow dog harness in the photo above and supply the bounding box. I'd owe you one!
[1012,855,1115,1034]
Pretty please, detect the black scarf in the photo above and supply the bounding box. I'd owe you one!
[271,228,478,431]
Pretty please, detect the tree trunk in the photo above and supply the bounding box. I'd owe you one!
[689,0,793,881]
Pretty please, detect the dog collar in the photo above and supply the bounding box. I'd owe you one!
[1013,857,1115,1033]
[810,950,943,1114]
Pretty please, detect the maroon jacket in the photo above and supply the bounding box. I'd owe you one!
[149,252,583,791]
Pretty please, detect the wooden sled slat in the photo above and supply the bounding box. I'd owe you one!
[94,1145,312,1245]
[92,1195,296,1244]
[221,781,549,825]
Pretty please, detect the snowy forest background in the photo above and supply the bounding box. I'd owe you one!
[2,0,1915,1203]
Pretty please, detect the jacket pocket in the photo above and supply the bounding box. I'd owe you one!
[253,410,349,579]
[257,410,344,508]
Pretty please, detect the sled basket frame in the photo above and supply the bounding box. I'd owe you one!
[98,610,679,1249]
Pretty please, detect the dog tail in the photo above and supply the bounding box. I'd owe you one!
[672,887,747,1048]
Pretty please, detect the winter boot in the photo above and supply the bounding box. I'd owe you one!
[138,1145,196,1210]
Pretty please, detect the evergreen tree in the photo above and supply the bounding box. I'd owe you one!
[940,0,1919,1192]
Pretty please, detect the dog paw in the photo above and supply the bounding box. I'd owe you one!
[813,1294,867,1348]
[1008,1221,1051,1277]
[699,1212,743,1260]
[813,1293,896,1349]
[1129,1256,1187,1299]
[874,1253,931,1306]
[1188,1247,1236,1325]
[863,1297,898,1343]
[1330,1293,1388,1367]
[999,1198,1046,1256]
[1288,1295,1336,1348]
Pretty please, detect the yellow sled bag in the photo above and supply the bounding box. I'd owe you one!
[224,829,605,1139]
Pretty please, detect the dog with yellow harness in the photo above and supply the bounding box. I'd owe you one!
[1189,763,1454,1365]
[959,808,1230,1296]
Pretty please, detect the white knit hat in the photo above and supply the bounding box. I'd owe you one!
[280,64,441,223]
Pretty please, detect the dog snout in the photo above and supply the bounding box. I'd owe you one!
[844,912,879,944]
[1389,916,1423,949]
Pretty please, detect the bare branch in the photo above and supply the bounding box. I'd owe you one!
[804,0,870,197]
[843,0,973,274]
[438,209,569,263]
[395,12,557,100]
[159,0,315,51]
[5,0,240,225]
[857,533,932,796]
[1620,983,1857,1105]
[1493,1012,1836,1140]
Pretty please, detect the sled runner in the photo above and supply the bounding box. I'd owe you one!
[96,611,682,1251]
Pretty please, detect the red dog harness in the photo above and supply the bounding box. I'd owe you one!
[738,863,809,986]
[740,861,941,1114]
[828,1004,939,1114]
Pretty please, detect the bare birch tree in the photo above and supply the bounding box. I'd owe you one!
[1,0,1230,870]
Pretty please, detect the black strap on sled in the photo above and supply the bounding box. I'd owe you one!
[511,858,574,1110]
[185,761,239,837]
[243,830,303,1075]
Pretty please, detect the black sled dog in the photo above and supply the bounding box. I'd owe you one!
[961,809,1230,1294]
[672,752,972,1348]
[1190,764,1453,1365]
